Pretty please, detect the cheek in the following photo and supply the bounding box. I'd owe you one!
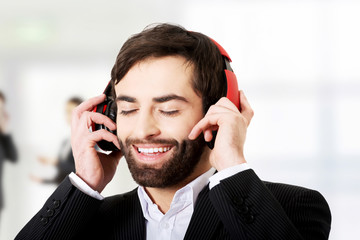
[116,119,131,141]
[161,115,202,140]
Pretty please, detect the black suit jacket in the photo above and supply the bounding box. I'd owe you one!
[16,169,331,240]
[0,133,17,210]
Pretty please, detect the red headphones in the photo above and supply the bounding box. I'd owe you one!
[210,38,240,110]
[93,39,239,151]
[92,83,118,151]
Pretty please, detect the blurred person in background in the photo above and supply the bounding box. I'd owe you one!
[16,24,331,239]
[31,97,83,185]
[0,91,18,223]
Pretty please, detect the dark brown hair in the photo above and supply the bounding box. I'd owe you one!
[110,23,227,113]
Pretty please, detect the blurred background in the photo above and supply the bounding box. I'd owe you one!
[0,0,359,239]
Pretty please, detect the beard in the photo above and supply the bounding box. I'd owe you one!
[119,136,206,188]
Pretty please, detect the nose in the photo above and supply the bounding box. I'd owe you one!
[134,110,161,139]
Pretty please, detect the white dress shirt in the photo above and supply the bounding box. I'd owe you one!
[138,168,215,240]
[69,163,250,239]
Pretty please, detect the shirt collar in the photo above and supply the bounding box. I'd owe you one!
[137,167,216,220]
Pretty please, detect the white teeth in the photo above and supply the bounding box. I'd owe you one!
[137,147,171,154]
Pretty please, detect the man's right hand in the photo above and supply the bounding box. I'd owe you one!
[71,94,122,193]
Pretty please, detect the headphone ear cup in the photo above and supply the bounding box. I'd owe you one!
[102,99,117,133]
[93,98,119,151]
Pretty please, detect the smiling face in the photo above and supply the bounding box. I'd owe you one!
[115,56,210,188]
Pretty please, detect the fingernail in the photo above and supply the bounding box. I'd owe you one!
[188,131,194,139]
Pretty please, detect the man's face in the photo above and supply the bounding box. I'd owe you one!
[114,56,208,188]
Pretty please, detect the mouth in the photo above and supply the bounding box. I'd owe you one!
[132,144,174,163]
[136,146,172,155]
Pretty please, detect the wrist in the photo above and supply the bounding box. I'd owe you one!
[213,154,247,172]
[75,171,104,193]
[209,163,250,189]
[69,173,104,200]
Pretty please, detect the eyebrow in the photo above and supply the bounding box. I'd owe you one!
[116,95,137,103]
[116,94,188,103]
[153,94,188,103]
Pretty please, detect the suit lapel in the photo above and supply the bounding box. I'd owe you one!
[184,185,221,240]
[116,189,146,240]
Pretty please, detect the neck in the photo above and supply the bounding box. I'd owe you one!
[144,187,177,213]
[144,153,211,214]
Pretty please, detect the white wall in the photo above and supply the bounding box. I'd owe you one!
[1,0,359,239]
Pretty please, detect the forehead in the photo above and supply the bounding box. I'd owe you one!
[115,56,196,98]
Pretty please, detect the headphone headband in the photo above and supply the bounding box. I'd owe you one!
[209,37,232,62]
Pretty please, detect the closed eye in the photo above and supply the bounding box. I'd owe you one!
[119,109,137,116]
[160,110,179,116]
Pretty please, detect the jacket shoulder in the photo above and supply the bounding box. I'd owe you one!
[209,169,331,239]
[264,181,323,202]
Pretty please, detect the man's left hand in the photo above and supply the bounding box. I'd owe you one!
[188,90,254,171]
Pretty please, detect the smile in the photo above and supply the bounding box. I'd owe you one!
[137,146,171,154]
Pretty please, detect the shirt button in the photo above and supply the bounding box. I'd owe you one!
[161,222,169,229]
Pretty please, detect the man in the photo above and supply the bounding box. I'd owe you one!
[16,24,331,240]
[31,97,83,185]
[0,91,18,222]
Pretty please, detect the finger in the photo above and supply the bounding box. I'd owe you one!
[72,94,106,121]
[188,113,222,140]
[83,111,117,131]
[205,104,233,116]
[89,129,121,150]
[239,90,254,125]
[213,97,240,113]
[204,129,214,142]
